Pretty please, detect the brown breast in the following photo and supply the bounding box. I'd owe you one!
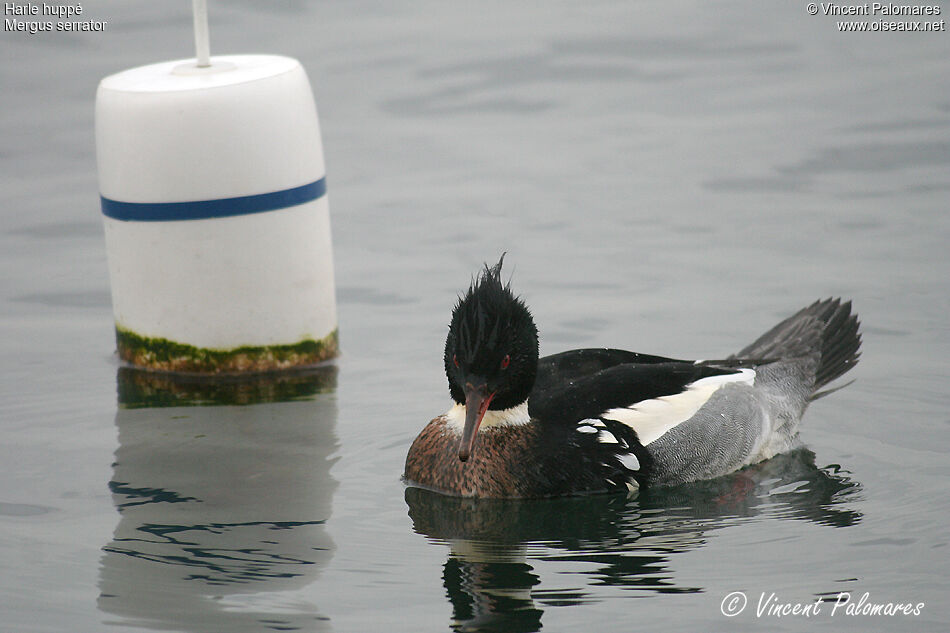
[404,417,542,498]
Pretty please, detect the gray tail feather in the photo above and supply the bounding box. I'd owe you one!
[734,299,862,397]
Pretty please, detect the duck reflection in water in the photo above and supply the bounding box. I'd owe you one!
[99,367,339,633]
[405,448,861,633]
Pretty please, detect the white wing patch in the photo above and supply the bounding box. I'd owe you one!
[603,369,755,446]
[617,452,640,471]
[576,418,627,447]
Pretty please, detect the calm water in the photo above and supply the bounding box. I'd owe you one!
[2,2,949,632]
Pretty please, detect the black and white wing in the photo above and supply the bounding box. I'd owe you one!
[529,355,756,486]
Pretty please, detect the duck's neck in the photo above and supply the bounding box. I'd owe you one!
[444,401,531,434]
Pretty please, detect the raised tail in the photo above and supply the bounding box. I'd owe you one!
[734,298,862,397]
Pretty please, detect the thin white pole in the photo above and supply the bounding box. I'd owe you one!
[192,0,211,67]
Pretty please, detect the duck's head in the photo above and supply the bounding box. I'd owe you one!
[444,256,539,462]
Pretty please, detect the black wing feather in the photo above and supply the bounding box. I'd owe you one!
[529,357,737,427]
[534,348,689,394]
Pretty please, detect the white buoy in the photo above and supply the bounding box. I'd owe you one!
[96,4,337,373]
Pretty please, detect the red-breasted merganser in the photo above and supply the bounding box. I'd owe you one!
[404,257,861,498]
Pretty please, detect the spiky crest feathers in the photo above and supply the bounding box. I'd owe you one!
[444,256,539,410]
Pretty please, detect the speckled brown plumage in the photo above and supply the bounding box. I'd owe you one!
[404,417,625,498]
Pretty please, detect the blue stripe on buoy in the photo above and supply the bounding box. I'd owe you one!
[100,177,327,222]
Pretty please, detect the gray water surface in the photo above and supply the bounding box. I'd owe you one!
[1,2,948,632]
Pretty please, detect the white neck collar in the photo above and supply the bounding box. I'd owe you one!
[444,401,531,434]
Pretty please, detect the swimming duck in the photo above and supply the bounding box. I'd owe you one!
[404,257,861,498]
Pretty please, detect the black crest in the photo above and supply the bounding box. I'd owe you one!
[444,255,539,410]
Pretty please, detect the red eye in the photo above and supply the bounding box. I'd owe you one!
[453,354,459,368]
[500,354,511,369]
